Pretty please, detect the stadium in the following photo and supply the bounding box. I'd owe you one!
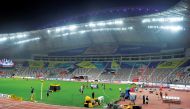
[0,0,190,109]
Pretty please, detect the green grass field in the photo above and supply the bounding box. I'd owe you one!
[0,78,132,108]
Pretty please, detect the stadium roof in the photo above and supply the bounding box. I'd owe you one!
[145,0,190,17]
[0,0,189,59]
[0,0,181,33]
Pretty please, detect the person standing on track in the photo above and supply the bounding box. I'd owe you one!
[146,96,149,104]
[160,91,163,99]
[143,95,145,104]
[92,92,95,99]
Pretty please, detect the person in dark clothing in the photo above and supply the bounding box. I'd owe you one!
[47,90,50,97]
[143,95,145,104]
[146,96,149,104]
[92,92,95,99]
[31,87,34,94]
[165,92,168,96]
[103,84,106,90]
[160,91,163,99]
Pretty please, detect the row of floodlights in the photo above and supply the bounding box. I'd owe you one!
[14,37,40,44]
[0,33,28,42]
[148,25,184,32]
[56,27,133,37]
[0,36,40,44]
[47,19,124,33]
[142,17,184,23]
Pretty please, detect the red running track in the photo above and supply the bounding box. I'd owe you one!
[118,88,190,109]
[0,98,86,109]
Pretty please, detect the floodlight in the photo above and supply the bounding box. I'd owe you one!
[69,32,77,35]
[128,27,133,30]
[61,27,66,31]
[16,34,27,38]
[89,23,96,27]
[0,37,8,42]
[106,21,114,25]
[55,28,61,32]
[114,20,123,25]
[121,28,127,30]
[47,30,51,34]
[62,33,69,36]
[97,22,106,26]
[69,25,77,31]
[142,19,151,23]
[9,36,15,40]
[79,30,86,34]
[142,17,184,23]
[160,25,183,32]
[169,17,184,22]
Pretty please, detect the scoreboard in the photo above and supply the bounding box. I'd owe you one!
[0,59,14,68]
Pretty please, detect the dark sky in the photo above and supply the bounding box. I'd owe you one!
[0,0,180,33]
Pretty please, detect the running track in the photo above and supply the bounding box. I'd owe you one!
[0,98,86,109]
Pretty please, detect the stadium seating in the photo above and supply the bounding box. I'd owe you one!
[1,59,190,85]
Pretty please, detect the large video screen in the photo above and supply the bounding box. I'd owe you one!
[0,59,14,68]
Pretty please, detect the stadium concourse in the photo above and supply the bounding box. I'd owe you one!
[0,0,190,109]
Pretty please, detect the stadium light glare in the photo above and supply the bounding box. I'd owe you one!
[47,30,51,34]
[89,23,96,27]
[114,20,123,25]
[128,27,133,30]
[79,30,86,34]
[69,32,77,35]
[0,37,8,42]
[169,17,184,22]
[142,17,184,23]
[15,37,40,44]
[68,25,77,31]
[148,25,183,32]
[9,36,15,40]
[148,26,159,29]
[160,25,183,32]
[121,28,127,30]
[55,28,61,32]
[16,34,27,38]
[62,33,69,36]
[142,19,151,23]
[61,27,66,31]
[106,21,114,25]
[97,22,106,26]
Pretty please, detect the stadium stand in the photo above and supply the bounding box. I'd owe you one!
[1,58,189,85]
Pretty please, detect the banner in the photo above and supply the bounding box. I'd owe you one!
[157,60,185,68]
[77,61,96,68]
[111,61,120,69]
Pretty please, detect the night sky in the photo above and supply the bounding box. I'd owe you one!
[0,0,180,33]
